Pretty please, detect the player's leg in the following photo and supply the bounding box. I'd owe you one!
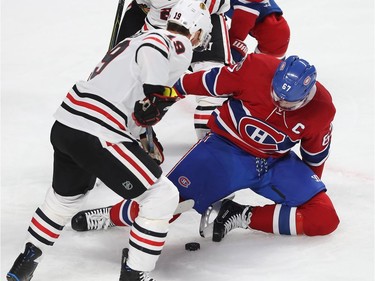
[212,151,339,241]
[8,122,178,280]
[249,191,339,236]
[107,195,187,226]
[71,200,136,231]
[251,13,290,59]
[84,180,180,279]
[86,138,178,276]
[75,126,179,277]
[168,133,261,213]
[250,151,339,236]
[7,122,96,281]
[123,176,178,272]
[71,194,190,231]
[191,14,231,139]
[71,131,247,233]
[193,95,226,139]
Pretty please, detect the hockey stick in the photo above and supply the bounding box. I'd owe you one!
[108,0,125,50]
[146,126,155,153]
[174,199,195,215]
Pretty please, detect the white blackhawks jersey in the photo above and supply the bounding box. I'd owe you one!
[137,0,230,31]
[54,29,192,143]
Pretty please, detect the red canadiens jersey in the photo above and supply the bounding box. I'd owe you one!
[228,0,283,44]
[178,53,336,174]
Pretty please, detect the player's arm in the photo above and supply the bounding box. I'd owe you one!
[133,84,182,126]
[175,60,247,98]
[229,4,258,62]
[229,5,257,43]
[300,102,336,178]
[132,33,184,126]
[136,32,172,85]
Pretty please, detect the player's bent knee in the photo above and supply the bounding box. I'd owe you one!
[304,206,339,236]
[299,192,340,236]
[40,187,88,225]
[136,176,179,220]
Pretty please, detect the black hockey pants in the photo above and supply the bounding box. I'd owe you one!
[50,121,162,198]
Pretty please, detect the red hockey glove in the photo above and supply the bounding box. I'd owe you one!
[231,39,248,63]
[139,129,164,165]
[133,84,183,127]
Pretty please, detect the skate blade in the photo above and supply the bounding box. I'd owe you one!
[199,194,235,238]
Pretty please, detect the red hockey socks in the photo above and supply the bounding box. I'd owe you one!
[110,200,139,227]
[250,204,304,235]
[249,192,339,236]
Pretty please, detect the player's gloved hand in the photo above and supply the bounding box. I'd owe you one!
[133,84,183,127]
[139,130,164,165]
[231,39,248,63]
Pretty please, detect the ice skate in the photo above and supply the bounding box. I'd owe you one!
[199,195,235,238]
[212,199,252,242]
[119,248,156,281]
[7,242,42,281]
[71,206,115,231]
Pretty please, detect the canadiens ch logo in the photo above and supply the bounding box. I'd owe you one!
[303,76,312,86]
[238,116,285,150]
[178,176,191,188]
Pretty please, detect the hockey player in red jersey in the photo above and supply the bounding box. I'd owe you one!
[170,54,339,240]
[6,1,212,281]
[227,0,290,62]
[195,0,291,139]
[70,55,339,243]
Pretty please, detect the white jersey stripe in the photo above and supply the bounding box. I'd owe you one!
[219,14,232,65]
[119,201,128,226]
[104,142,157,187]
[114,143,158,185]
[272,204,281,234]
[289,207,297,235]
[234,4,260,16]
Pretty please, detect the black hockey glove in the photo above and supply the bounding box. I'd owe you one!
[133,84,183,127]
[139,129,164,165]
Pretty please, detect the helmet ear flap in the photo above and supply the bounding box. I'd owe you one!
[193,31,212,52]
[167,0,212,50]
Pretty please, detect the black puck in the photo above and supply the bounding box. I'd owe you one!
[185,242,200,251]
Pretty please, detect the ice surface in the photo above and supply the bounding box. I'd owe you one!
[1,0,374,280]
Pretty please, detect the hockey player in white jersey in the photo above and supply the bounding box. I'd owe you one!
[5,1,212,281]
[117,0,232,140]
